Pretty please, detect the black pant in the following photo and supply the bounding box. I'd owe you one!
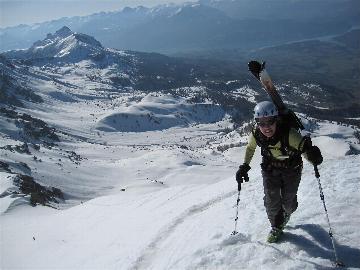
[262,166,302,228]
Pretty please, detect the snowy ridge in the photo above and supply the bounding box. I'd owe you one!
[3,26,104,61]
[96,93,226,132]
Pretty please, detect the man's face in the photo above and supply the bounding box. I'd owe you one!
[257,116,277,138]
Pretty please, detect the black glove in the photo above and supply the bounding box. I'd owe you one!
[236,163,251,184]
[306,146,323,165]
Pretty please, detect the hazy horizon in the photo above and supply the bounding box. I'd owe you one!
[0,0,191,28]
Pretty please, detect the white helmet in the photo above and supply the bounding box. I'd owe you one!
[254,101,278,119]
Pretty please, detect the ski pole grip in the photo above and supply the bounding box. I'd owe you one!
[238,182,241,191]
[314,165,320,178]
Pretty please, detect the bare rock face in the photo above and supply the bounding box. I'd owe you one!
[13,174,64,206]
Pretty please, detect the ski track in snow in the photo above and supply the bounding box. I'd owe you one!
[133,159,360,270]
[130,190,237,270]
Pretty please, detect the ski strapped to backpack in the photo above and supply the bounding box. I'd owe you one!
[248,60,304,131]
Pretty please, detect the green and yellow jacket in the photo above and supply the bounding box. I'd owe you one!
[244,125,311,168]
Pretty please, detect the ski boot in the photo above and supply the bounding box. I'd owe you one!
[267,227,283,243]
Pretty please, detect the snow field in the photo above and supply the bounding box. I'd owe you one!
[1,66,360,269]
[2,26,360,270]
[1,150,359,269]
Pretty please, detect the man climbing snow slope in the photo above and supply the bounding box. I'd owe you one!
[236,101,323,243]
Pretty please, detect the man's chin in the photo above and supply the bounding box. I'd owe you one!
[263,131,274,138]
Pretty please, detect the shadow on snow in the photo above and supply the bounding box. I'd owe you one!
[286,223,360,269]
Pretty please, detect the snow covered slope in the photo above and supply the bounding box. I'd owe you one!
[1,80,359,269]
[96,94,226,132]
[1,28,360,270]
[1,133,359,269]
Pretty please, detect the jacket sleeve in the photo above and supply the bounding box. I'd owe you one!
[244,132,257,165]
[288,128,311,162]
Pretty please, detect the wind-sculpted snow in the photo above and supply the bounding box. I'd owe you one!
[96,94,226,132]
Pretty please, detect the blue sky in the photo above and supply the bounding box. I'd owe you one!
[0,0,190,28]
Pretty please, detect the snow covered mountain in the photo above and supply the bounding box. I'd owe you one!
[1,27,360,269]
[2,26,128,67]
[4,26,103,61]
[0,27,251,206]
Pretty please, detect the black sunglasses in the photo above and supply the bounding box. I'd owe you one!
[256,117,277,128]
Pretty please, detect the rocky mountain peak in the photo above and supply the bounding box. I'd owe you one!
[3,27,104,61]
[54,26,73,38]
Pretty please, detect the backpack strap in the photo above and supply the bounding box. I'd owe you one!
[252,127,277,159]
[253,125,302,169]
[279,127,290,156]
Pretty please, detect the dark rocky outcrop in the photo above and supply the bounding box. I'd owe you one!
[13,174,64,206]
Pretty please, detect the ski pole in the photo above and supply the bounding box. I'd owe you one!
[231,182,241,235]
[314,165,344,267]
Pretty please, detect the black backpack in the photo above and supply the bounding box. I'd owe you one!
[278,108,304,132]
